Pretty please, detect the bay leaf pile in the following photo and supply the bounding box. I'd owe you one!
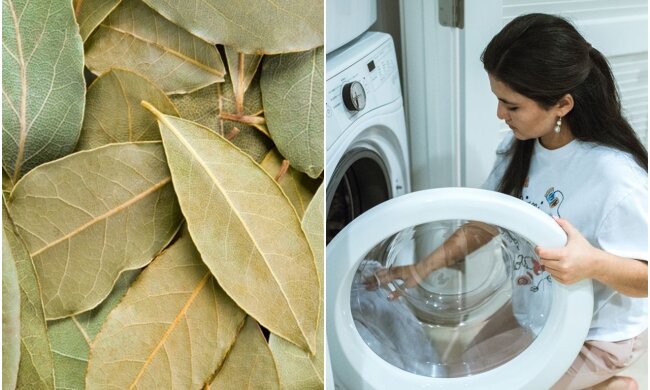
[2,0,324,389]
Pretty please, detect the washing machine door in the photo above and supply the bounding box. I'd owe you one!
[326,188,593,390]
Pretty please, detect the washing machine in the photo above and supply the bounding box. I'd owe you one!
[326,31,410,244]
[326,187,595,389]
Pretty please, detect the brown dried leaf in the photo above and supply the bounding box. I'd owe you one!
[7,142,182,319]
[86,231,246,389]
[269,185,324,388]
[141,0,323,54]
[85,0,225,94]
[206,317,280,389]
[144,104,320,353]
[77,69,179,150]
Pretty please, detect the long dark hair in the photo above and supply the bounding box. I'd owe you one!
[482,13,648,198]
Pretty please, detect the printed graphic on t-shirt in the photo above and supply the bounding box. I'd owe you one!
[522,178,565,218]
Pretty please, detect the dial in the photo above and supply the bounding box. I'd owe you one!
[342,81,366,112]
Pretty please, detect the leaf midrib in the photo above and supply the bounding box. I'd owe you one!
[7,0,28,183]
[128,272,211,389]
[97,24,224,77]
[28,176,171,257]
[155,111,312,350]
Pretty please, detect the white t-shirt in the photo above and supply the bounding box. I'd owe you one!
[483,133,648,342]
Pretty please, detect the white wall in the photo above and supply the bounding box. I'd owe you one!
[402,0,648,190]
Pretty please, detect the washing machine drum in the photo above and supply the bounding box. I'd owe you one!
[326,188,593,390]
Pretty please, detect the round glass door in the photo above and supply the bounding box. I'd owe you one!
[351,220,553,377]
[327,188,593,390]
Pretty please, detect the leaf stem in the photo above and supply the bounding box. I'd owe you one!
[219,112,265,126]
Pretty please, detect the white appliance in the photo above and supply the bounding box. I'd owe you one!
[326,188,594,389]
[325,31,410,244]
[326,0,377,53]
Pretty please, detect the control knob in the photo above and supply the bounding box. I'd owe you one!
[342,81,366,112]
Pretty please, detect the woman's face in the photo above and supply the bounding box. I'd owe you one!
[488,74,558,141]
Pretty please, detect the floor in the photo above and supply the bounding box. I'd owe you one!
[619,351,647,389]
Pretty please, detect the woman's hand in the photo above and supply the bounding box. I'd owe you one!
[363,260,436,300]
[537,217,648,296]
[535,217,598,285]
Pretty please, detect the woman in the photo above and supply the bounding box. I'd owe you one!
[369,13,648,390]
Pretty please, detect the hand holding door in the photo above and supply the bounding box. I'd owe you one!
[537,217,648,298]
[364,221,499,299]
[535,217,598,285]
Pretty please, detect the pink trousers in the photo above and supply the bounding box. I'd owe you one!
[463,303,647,389]
[551,329,647,390]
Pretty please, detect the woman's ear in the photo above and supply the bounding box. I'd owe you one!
[557,93,574,117]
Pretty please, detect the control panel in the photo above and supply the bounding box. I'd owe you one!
[326,33,403,150]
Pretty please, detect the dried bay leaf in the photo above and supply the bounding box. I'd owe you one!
[77,69,179,150]
[269,328,323,390]
[206,317,280,389]
[261,47,324,178]
[269,185,324,389]
[7,142,182,319]
[48,269,139,390]
[3,201,56,389]
[143,104,319,353]
[303,184,324,277]
[74,0,121,41]
[2,227,21,390]
[170,49,272,162]
[3,0,86,182]
[261,148,321,218]
[3,168,13,197]
[85,0,225,94]
[141,0,323,54]
[86,231,246,389]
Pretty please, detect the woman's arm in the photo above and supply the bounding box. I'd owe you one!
[365,221,499,299]
[418,221,499,272]
[536,217,648,297]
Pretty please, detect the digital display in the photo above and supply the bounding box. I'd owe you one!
[367,60,376,72]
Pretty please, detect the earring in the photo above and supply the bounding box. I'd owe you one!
[554,117,562,134]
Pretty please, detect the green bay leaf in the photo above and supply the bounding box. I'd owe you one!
[2,226,21,390]
[2,0,86,182]
[3,201,55,389]
[261,47,324,178]
[141,0,323,54]
[269,184,324,389]
[207,317,280,389]
[144,104,319,353]
[77,69,179,150]
[260,148,321,218]
[85,0,225,94]
[74,0,121,41]
[7,142,182,319]
[86,231,246,389]
[48,269,139,390]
